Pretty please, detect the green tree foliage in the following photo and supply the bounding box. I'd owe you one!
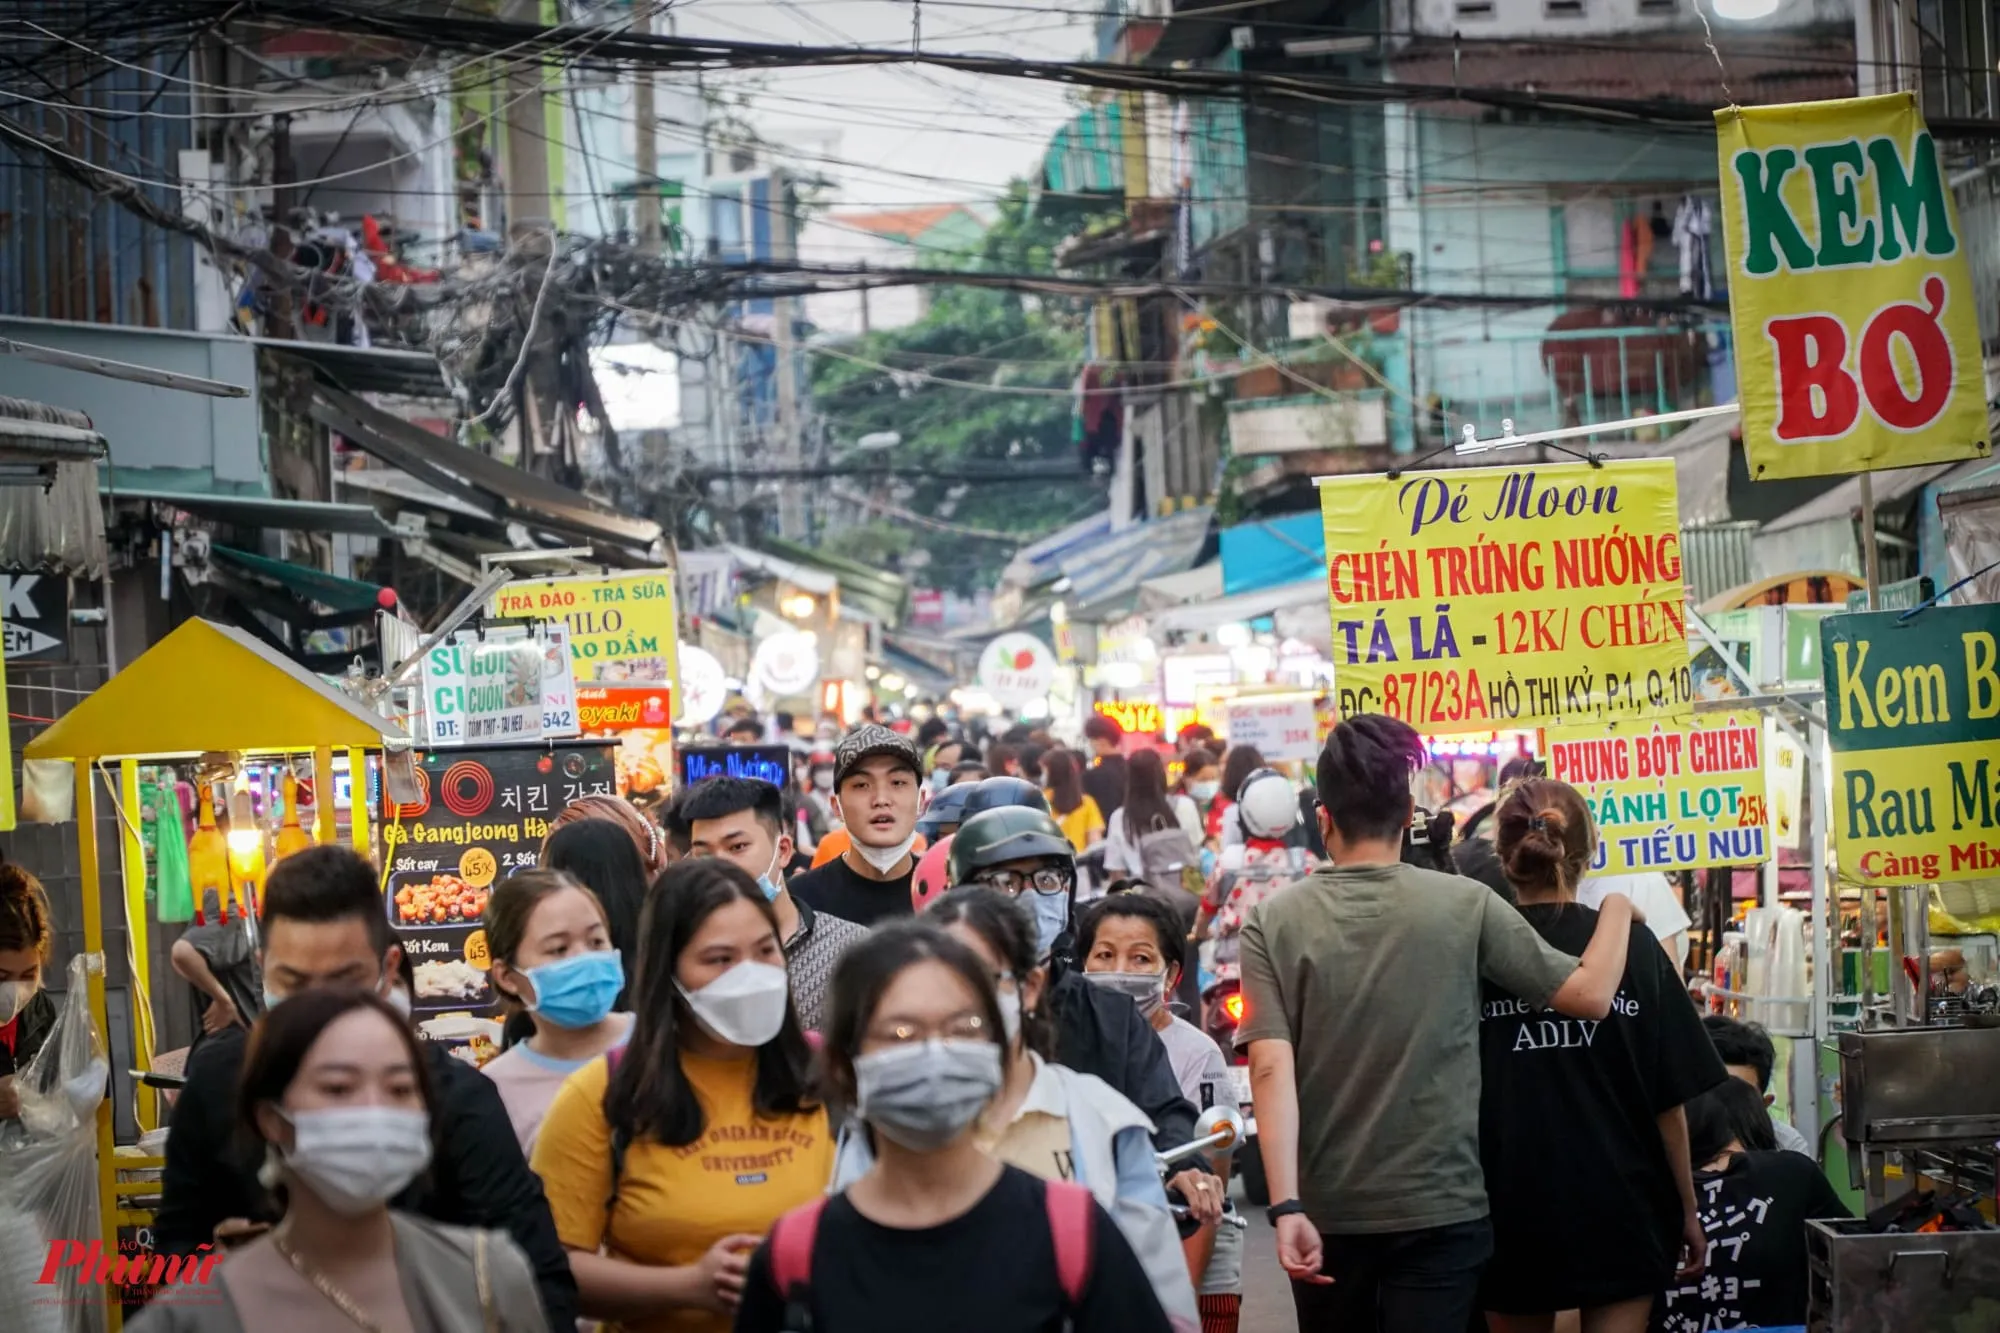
[810,181,1109,594]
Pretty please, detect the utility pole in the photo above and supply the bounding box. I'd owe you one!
[633,7,659,252]
[502,0,552,239]
[774,173,806,541]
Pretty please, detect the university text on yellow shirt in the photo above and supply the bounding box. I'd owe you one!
[531,1048,833,1333]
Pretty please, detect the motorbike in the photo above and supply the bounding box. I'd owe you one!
[1159,1105,1250,1230]
[1199,974,1265,1206]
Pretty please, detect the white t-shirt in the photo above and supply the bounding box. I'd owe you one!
[1154,1015,1240,1119]
[1578,872,1692,963]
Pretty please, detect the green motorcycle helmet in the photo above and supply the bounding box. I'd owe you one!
[947,806,1074,885]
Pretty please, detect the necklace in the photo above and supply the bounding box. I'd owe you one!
[271,1232,385,1333]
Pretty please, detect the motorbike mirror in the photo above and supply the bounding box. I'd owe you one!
[1195,1105,1245,1152]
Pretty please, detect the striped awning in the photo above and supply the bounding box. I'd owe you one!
[1059,506,1213,617]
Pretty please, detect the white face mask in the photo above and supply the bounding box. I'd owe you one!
[677,961,791,1048]
[0,979,37,1025]
[852,833,918,875]
[275,1106,432,1217]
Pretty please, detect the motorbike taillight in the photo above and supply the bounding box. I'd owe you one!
[1222,991,1246,1025]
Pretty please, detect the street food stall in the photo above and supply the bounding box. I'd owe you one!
[20,616,405,1331]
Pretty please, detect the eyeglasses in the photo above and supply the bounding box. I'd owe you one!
[971,866,1073,896]
[865,1014,991,1045]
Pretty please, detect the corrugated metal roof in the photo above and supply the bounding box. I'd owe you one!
[1761,456,1992,534]
[1042,98,1125,197]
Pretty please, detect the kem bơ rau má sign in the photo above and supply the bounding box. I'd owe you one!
[1820,604,2000,884]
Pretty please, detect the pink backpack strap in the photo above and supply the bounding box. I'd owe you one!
[769,1196,829,1303]
[1042,1179,1095,1310]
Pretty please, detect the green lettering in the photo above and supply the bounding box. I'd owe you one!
[1949,759,1993,831]
[1869,133,1956,260]
[1734,148,1816,276]
[1805,140,1876,267]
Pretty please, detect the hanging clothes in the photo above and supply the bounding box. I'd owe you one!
[1673,197,1715,301]
[1619,218,1639,299]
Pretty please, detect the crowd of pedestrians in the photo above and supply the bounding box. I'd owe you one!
[125,709,1848,1333]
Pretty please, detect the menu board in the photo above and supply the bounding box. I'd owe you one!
[381,743,616,1035]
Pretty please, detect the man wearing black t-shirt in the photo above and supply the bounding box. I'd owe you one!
[787,724,925,927]
[1080,713,1128,822]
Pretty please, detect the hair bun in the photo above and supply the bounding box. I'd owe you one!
[1531,806,1569,838]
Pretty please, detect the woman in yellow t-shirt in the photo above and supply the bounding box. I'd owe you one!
[531,859,831,1333]
[1043,749,1106,854]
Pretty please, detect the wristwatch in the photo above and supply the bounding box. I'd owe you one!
[1267,1199,1307,1226]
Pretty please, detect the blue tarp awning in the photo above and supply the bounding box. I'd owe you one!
[1219,511,1323,597]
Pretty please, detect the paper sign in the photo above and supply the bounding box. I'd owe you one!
[539,623,579,738]
[1319,459,1688,733]
[1820,604,2000,884]
[1546,712,1771,874]
[494,569,680,691]
[1717,92,1991,479]
[1225,694,1320,762]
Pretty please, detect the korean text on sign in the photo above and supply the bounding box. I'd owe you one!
[1820,604,2000,886]
[1318,460,1689,734]
[1546,713,1771,874]
[1717,92,1991,480]
[493,569,680,690]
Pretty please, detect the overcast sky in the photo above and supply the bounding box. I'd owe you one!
[671,0,1094,228]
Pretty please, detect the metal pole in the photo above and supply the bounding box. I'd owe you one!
[633,6,659,252]
[774,175,805,540]
[1859,469,1882,608]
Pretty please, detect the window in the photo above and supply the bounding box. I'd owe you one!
[711,187,744,250]
[1455,0,1495,15]
[1637,0,1676,11]
[1545,0,1584,14]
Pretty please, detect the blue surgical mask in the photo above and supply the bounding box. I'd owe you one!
[757,845,784,902]
[1026,889,1071,961]
[521,949,625,1030]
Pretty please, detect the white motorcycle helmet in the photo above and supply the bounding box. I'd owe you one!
[1236,768,1302,839]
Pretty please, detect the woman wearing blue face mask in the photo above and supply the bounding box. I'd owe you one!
[736,920,1171,1333]
[480,870,633,1153]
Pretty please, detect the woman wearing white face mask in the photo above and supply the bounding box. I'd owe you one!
[133,987,548,1332]
[531,859,828,1333]
[827,889,1200,1332]
[737,920,1171,1332]
[479,870,633,1153]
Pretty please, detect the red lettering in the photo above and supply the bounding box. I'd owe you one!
[1858,276,1954,431]
[1767,313,1861,440]
[37,1240,85,1284]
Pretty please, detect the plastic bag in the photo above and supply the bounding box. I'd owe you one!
[0,954,111,1333]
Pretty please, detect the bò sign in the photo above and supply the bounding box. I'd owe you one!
[1717,92,1991,479]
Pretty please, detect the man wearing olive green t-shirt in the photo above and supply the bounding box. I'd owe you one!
[1239,715,1637,1330]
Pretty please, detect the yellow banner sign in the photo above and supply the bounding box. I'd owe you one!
[493,570,680,697]
[1546,712,1771,874]
[1318,459,1689,733]
[1821,604,2000,885]
[1717,92,1992,480]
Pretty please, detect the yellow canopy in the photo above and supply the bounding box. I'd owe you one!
[25,617,405,761]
